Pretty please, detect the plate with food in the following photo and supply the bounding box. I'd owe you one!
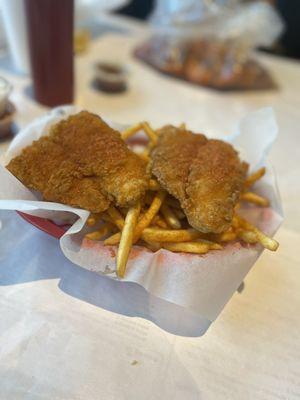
[0,106,282,333]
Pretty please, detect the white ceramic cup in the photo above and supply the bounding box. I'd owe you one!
[1,0,30,75]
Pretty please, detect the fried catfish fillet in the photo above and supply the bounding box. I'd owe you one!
[151,126,248,233]
[7,111,149,212]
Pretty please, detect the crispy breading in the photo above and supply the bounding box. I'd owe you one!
[7,111,149,212]
[152,125,207,201]
[185,139,248,233]
[151,126,248,233]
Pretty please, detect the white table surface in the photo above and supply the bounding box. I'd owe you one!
[0,16,300,400]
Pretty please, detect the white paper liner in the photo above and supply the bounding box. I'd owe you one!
[0,106,283,335]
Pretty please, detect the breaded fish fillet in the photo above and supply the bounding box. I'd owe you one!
[151,126,248,233]
[7,111,149,212]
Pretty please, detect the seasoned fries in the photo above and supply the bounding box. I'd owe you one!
[85,121,279,278]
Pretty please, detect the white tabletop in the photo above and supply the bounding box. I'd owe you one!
[0,16,300,400]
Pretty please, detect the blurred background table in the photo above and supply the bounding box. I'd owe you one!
[0,13,299,400]
[1,14,299,231]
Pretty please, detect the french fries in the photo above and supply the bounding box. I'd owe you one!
[143,241,161,252]
[87,213,102,226]
[149,179,161,191]
[160,204,181,229]
[161,241,211,254]
[172,208,186,220]
[105,190,166,245]
[215,229,237,242]
[236,229,257,244]
[206,242,223,250]
[85,222,115,241]
[87,216,97,226]
[84,123,279,278]
[121,123,142,141]
[134,191,166,242]
[241,192,270,207]
[236,216,279,251]
[152,215,168,229]
[117,202,141,278]
[245,167,266,188]
[101,212,116,225]
[141,228,201,243]
[138,152,150,163]
[104,232,121,246]
[107,206,125,230]
[141,121,158,145]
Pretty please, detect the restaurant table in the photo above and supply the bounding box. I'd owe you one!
[0,15,300,400]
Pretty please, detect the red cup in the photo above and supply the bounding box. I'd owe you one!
[25,0,74,107]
